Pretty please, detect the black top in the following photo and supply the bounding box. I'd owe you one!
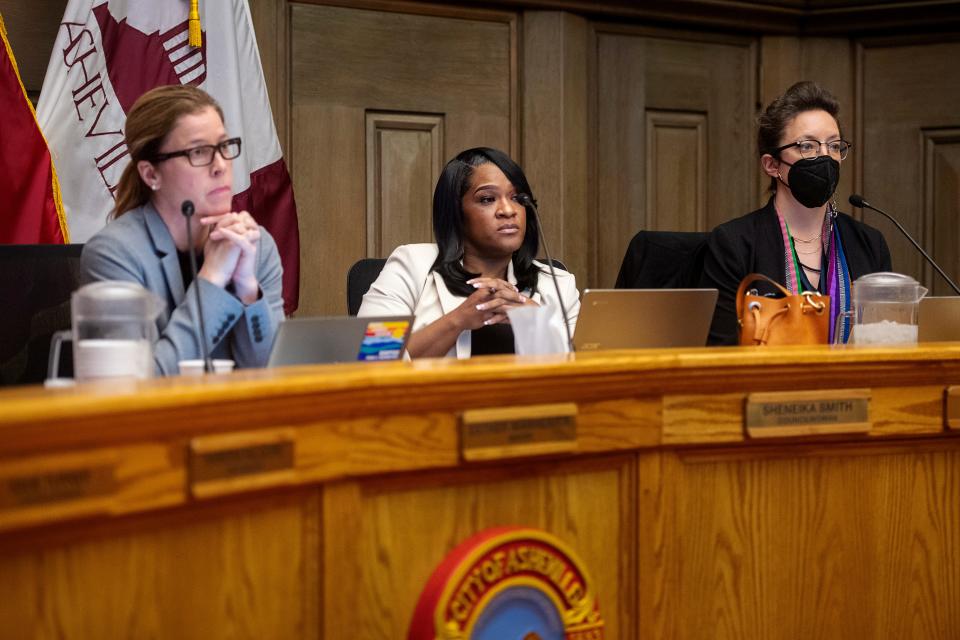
[699,197,892,346]
[471,324,516,356]
[177,250,203,291]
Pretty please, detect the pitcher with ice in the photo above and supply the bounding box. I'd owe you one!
[839,272,926,345]
[71,281,164,380]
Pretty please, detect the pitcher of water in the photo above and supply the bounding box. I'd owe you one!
[837,272,927,345]
[49,281,164,382]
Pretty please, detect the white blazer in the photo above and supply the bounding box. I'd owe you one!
[357,244,580,358]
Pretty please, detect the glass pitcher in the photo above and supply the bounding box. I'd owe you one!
[67,281,164,381]
[843,272,927,345]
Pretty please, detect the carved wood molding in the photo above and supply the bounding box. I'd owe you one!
[293,0,960,35]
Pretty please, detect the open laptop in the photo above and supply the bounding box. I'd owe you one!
[919,297,960,342]
[268,315,414,367]
[573,289,718,351]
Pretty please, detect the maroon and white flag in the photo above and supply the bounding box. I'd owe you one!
[37,0,300,312]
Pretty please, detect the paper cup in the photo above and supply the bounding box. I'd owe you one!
[178,359,236,375]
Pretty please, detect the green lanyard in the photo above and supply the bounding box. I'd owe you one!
[782,217,806,294]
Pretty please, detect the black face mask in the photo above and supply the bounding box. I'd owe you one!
[778,155,840,208]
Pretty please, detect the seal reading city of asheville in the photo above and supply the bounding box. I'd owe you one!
[407,526,604,640]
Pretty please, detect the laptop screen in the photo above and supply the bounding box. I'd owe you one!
[919,297,960,342]
[573,289,718,351]
[268,315,413,367]
[358,320,411,361]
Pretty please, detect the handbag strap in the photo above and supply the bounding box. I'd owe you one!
[735,273,793,319]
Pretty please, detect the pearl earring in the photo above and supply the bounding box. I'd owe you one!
[151,183,159,191]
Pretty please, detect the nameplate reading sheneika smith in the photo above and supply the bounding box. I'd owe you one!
[745,389,871,438]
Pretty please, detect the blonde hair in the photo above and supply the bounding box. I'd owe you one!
[112,85,225,217]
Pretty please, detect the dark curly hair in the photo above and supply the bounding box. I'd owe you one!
[758,81,842,192]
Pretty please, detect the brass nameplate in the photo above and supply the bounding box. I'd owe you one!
[190,441,294,484]
[0,465,116,509]
[946,386,960,430]
[745,389,871,438]
[461,403,577,461]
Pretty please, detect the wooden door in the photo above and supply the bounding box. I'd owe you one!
[860,38,960,295]
[290,3,518,315]
[593,26,758,288]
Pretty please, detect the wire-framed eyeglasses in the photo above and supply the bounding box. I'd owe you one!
[153,137,242,167]
[773,139,852,161]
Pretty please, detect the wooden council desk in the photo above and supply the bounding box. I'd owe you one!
[0,345,959,639]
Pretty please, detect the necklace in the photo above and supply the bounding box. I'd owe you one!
[795,245,822,256]
[791,232,822,244]
[799,261,820,273]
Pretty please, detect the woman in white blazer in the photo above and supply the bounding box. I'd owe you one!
[358,147,580,358]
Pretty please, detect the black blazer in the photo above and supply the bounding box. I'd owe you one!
[699,198,892,345]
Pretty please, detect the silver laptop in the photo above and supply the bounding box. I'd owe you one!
[268,315,414,366]
[919,297,960,342]
[573,289,718,351]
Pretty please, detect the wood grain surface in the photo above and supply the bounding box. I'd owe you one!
[323,455,637,639]
[645,440,960,639]
[4,345,960,458]
[1,346,959,638]
[0,490,321,639]
[860,38,960,295]
[289,2,516,315]
[0,443,182,532]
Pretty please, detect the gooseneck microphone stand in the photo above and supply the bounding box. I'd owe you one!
[181,200,214,373]
[849,194,960,295]
[515,194,574,353]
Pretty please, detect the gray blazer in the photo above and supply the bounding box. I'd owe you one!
[80,203,285,375]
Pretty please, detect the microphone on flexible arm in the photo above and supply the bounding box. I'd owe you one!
[181,200,214,373]
[514,193,574,353]
[848,194,960,295]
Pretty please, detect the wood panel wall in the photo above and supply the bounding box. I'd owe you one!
[593,25,758,286]
[858,37,960,295]
[6,0,960,306]
[288,3,517,315]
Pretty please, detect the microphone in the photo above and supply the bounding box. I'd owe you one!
[515,193,574,352]
[848,194,960,295]
[181,200,214,373]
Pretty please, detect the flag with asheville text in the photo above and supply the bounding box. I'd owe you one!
[36,0,299,312]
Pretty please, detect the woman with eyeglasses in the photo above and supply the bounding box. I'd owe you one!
[81,85,284,374]
[700,81,891,345]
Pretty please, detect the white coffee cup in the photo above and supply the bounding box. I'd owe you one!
[75,339,152,381]
[178,359,236,376]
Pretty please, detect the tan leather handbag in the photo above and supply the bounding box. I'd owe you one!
[736,273,829,346]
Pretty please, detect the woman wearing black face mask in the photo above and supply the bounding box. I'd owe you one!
[700,81,891,345]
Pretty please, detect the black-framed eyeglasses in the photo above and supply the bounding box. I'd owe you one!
[153,137,242,167]
[773,139,852,161]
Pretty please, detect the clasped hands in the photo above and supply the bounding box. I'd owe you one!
[197,211,261,304]
[453,277,538,330]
